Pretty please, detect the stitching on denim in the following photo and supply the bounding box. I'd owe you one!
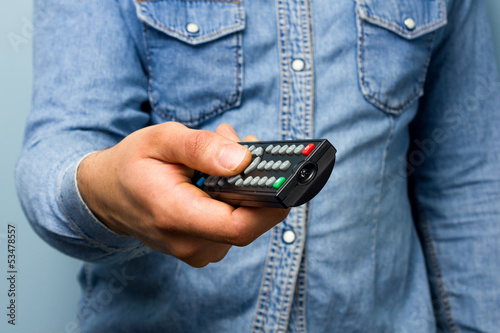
[137,0,245,45]
[356,0,447,40]
[417,204,459,333]
[142,7,243,126]
[140,18,244,45]
[356,11,418,115]
[277,0,291,140]
[251,226,280,332]
[301,0,314,140]
[151,31,243,126]
[355,1,445,115]
[277,208,306,331]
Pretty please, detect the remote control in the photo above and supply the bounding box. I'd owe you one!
[193,139,337,208]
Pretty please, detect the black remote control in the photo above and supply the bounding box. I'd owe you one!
[193,139,337,208]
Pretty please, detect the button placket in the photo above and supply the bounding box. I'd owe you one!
[251,0,314,331]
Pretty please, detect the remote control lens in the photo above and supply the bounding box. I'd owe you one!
[297,162,317,185]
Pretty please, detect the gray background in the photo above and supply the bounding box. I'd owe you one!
[1,1,500,332]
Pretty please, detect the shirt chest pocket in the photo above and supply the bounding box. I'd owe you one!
[136,0,245,126]
[355,0,447,115]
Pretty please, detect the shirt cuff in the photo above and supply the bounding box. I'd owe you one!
[58,154,142,252]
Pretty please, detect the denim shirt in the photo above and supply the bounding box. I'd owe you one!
[15,0,500,332]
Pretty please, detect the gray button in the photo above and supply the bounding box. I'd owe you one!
[248,145,256,152]
[186,23,200,34]
[265,144,274,153]
[264,161,274,171]
[243,176,253,186]
[282,230,296,244]
[271,145,281,155]
[404,18,416,30]
[228,175,242,184]
[292,59,305,71]
[252,147,264,157]
[235,179,244,187]
[250,176,260,186]
[294,144,305,155]
[205,176,219,187]
[258,177,268,186]
[266,176,276,187]
[278,145,288,155]
[257,160,267,171]
[244,156,261,175]
[243,145,249,149]
[272,160,282,171]
[286,145,296,155]
[280,160,291,171]
[217,178,226,187]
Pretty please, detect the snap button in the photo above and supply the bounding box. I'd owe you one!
[282,230,296,244]
[291,59,305,72]
[186,23,200,34]
[404,18,416,31]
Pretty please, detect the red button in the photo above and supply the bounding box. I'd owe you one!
[302,144,316,156]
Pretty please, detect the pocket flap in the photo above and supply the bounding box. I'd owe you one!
[356,0,447,40]
[135,0,245,45]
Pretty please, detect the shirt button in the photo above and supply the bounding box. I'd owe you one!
[186,23,200,34]
[291,59,305,72]
[404,18,416,31]
[282,230,296,244]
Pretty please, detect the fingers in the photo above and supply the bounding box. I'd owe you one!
[243,135,259,142]
[157,182,290,246]
[145,122,252,177]
[216,123,241,142]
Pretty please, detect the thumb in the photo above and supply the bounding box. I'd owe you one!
[148,122,252,176]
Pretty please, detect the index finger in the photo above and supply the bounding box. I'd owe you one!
[166,182,290,246]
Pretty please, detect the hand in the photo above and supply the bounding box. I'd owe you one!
[77,122,290,267]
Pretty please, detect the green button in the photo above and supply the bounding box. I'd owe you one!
[273,177,286,189]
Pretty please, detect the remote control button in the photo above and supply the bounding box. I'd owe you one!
[272,160,282,171]
[252,147,264,157]
[243,176,253,186]
[271,145,281,155]
[258,177,268,186]
[250,176,260,186]
[235,179,244,187]
[244,156,261,175]
[248,145,256,152]
[294,144,305,155]
[280,160,291,171]
[302,144,316,156]
[196,177,206,187]
[264,160,274,171]
[265,144,274,153]
[279,145,288,155]
[266,176,276,187]
[273,177,286,189]
[257,160,267,171]
[217,178,227,187]
[286,145,296,155]
[228,175,242,184]
[243,145,249,149]
[205,176,219,187]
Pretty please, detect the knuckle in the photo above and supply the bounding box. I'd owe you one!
[170,243,200,262]
[184,131,213,159]
[227,221,254,247]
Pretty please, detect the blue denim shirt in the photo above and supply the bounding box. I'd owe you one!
[16,0,500,332]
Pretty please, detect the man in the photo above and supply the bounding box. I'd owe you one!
[16,0,500,331]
